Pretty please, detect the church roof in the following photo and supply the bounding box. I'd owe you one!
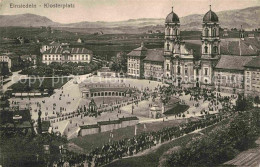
[215,55,253,71]
[165,11,180,23]
[244,56,260,69]
[143,49,165,62]
[203,8,219,23]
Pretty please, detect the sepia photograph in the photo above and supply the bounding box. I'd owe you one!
[0,0,260,166]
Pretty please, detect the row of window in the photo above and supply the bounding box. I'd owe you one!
[128,69,139,75]
[144,66,162,71]
[217,83,243,88]
[145,72,163,77]
[204,46,218,54]
[43,57,89,61]
[204,28,218,37]
[128,63,139,69]
[44,54,89,58]
[165,28,179,36]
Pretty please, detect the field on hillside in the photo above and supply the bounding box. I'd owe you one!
[0,27,202,60]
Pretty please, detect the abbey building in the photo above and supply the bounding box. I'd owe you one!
[127,6,260,96]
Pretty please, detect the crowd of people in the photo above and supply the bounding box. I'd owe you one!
[57,113,228,166]
[53,86,237,166]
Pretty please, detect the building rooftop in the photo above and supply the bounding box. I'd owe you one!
[220,39,259,56]
[143,49,164,62]
[43,47,92,54]
[127,43,147,57]
[215,55,254,71]
[244,56,260,69]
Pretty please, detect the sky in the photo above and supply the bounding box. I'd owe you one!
[0,0,259,23]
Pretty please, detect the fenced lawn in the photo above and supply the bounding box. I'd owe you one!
[69,119,185,154]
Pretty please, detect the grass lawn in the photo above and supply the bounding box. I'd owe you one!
[69,119,185,154]
[104,118,231,167]
[9,77,72,92]
[164,104,190,116]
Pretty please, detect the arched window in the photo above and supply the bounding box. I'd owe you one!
[205,28,209,37]
[165,27,170,35]
[204,46,208,53]
[214,46,218,53]
[212,28,217,37]
[177,66,181,74]
[167,64,169,71]
[167,43,170,50]
[175,29,178,36]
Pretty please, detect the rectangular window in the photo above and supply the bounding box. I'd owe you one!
[204,68,208,76]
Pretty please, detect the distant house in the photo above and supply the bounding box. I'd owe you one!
[94,31,104,35]
[155,30,161,33]
[77,38,84,43]
[223,28,229,37]
[20,55,37,65]
[97,67,117,77]
[148,30,153,34]
[248,33,255,39]
[0,53,13,70]
[42,47,93,65]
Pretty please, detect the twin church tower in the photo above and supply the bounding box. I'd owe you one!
[163,5,220,87]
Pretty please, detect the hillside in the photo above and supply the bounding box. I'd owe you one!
[0,13,60,27]
[0,6,259,33]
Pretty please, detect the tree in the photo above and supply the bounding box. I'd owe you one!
[37,110,42,134]
[47,87,54,95]
[109,52,127,73]
[254,96,260,107]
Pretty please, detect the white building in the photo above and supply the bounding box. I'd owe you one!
[0,54,12,70]
[42,47,93,65]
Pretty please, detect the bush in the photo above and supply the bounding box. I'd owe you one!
[165,109,260,167]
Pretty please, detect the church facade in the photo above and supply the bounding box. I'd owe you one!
[127,6,260,96]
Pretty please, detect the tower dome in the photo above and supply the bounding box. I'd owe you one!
[203,6,219,23]
[165,7,180,23]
